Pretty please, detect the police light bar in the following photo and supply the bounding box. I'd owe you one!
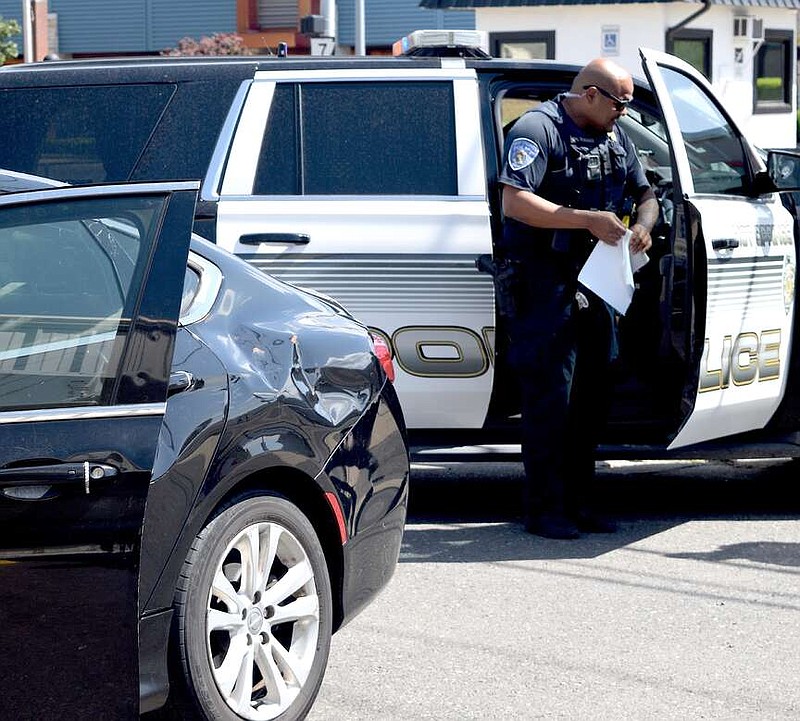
[392,29,491,58]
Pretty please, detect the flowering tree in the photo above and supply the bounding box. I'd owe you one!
[0,16,21,64]
[162,33,251,57]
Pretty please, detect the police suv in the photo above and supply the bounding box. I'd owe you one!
[2,35,800,458]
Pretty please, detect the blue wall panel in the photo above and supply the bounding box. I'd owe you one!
[149,0,236,51]
[338,0,475,46]
[49,0,147,53]
[0,0,23,50]
[1,0,236,55]
[0,0,20,24]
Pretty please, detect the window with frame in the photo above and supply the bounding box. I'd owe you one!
[754,29,793,113]
[490,31,555,60]
[254,81,458,196]
[659,66,748,195]
[495,88,548,139]
[257,0,296,27]
[666,29,712,80]
[0,195,166,411]
[0,85,175,184]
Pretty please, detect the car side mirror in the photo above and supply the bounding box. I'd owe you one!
[765,149,800,193]
[751,169,776,196]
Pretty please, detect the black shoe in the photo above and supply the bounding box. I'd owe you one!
[574,513,617,534]
[525,514,581,539]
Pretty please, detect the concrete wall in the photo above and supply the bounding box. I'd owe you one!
[477,4,797,148]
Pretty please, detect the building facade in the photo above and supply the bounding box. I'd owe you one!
[424,0,799,147]
[0,0,473,57]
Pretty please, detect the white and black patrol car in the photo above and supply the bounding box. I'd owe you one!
[2,35,800,459]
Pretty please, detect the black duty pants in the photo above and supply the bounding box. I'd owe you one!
[507,255,615,521]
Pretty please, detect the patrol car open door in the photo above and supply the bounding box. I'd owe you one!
[639,48,796,449]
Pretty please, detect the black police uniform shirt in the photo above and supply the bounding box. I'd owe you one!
[498,94,650,263]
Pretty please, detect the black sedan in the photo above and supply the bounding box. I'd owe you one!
[0,180,409,720]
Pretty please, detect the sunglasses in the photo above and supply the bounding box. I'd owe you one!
[583,85,631,112]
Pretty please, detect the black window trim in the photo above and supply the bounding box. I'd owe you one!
[489,31,556,60]
[665,28,713,81]
[753,28,793,115]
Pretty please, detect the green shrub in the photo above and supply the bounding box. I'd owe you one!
[756,76,783,101]
[0,16,21,65]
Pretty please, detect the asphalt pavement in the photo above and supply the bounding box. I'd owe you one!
[308,458,800,720]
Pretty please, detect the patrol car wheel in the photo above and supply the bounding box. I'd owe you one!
[174,495,333,721]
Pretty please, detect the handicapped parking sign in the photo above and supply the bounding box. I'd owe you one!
[602,26,620,56]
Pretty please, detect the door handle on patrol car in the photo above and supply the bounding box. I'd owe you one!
[712,238,739,250]
[239,233,310,245]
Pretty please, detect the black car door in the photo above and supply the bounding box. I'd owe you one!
[0,182,198,719]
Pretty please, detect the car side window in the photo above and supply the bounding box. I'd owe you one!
[0,85,175,184]
[658,67,748,195]
[497,93,543,139]
[253,81,458,196]
[253,84,299,195]
[0,195,167,411]
[180,267,202,319]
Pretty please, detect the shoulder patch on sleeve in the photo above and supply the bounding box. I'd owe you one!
[508,138,540,171]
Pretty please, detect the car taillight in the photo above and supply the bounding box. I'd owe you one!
[370,334,395,383]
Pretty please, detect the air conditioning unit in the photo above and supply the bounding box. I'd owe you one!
[733,16,764,42]
[300,14,325,36]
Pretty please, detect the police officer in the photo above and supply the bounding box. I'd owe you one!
[499,58,659,539]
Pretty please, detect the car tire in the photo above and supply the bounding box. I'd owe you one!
[173,494,333,721]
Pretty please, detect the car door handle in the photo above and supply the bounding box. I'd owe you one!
[0,462,118,493]
[239,233,310,245]
[712,238,739,250]
[168,370,196,396]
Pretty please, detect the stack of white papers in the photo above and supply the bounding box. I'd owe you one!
[577,229,648,315]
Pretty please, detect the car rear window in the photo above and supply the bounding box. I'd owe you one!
[0,85,175,184]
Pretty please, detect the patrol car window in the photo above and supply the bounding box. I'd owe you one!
[254,81,458,196]
[658,67,747,195]
[0,196,165,411]
[0,85,175,185]
[499,96,543,135]
[618,110,671,173]
[253,84,299,195]
[131,79,244,182]
[495,86,562,134]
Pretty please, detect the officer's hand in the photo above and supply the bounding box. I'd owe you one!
[629,223,652,254]
[587,211,627,245]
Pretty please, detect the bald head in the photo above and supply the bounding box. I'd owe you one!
[571,58,633,96]
[563,58,634,132]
